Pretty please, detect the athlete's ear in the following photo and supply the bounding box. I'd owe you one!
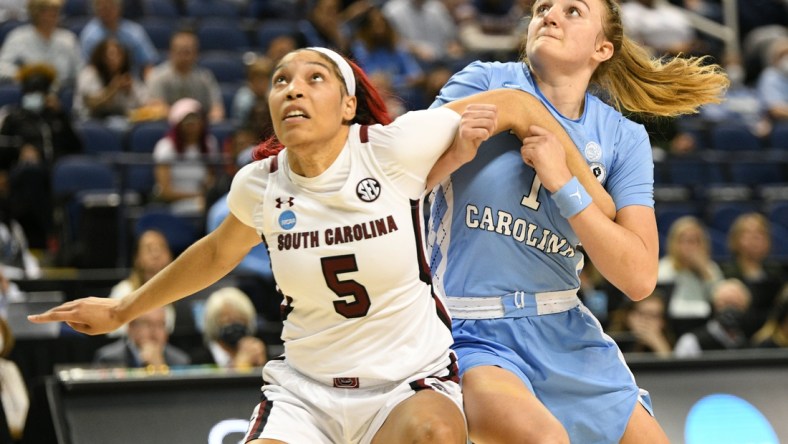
[342,95,357,122]
[594,38,614,63]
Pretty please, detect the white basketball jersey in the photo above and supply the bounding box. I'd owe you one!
[228,109,460,383]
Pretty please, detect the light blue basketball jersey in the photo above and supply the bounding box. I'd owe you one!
[428,61,654,299]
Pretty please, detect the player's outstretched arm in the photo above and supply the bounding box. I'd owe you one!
[28,213,262,335]
[432,89,616,220]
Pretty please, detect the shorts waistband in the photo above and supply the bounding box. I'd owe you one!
[446,288,580,319]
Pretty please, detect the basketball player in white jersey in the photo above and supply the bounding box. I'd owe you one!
[28,47,612,443]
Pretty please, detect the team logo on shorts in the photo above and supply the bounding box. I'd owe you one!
[333,377,360,388]
[356,178,381,202]
[589,162,607,183]
[584,142,602,162]
[278,210,296,230]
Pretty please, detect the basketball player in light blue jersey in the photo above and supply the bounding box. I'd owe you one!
[426,0,729,443]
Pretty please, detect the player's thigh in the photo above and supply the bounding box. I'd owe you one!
[371,389,466,444]
[620,402,669,444]
[462,365,568,444]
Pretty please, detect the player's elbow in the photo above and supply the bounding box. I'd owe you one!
[622,274,657,301]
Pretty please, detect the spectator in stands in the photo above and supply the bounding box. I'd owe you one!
[382,0,465,65]
[110,229,173,300]
[0,63,82,248]
[674,278,753,357]
[152,98,220,216]
[0,316,28,441]
[106,228,173,337]
[722,212,785,336]
[351,5,424,109]
[620,0,696,57]
[756,36,788,123]
[658,216,724,321]
[752,284,788,348]
[450,0,527,58]
[145,30,225,123]
[191,286,267,369]
[79,0,158,80]
[608,289,674,358]
[93,304,191,367]
[303,0,354,53]
[230,57,272,131]
[0,0,82,91]
[73,37,148,127]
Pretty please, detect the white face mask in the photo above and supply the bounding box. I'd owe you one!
[21,92,45,113]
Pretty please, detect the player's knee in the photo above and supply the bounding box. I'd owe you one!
[406,416,465,444]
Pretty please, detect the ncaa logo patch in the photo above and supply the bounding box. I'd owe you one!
[356,178,381,202]
[584,142,602,162]
[278,210,296,230]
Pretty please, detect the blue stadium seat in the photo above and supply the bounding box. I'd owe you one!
[770,123,788,150]
[185,0,240,18]
[63,0,89,16]
[710,123,762,151]
[705,201,760,234]
[135,209,199,256]
[198,51,247,84]
[255,20,296,51]
[197,21,250,52]
[729,161,783,186]
[139,17,174,51]
[142,0,180,17]
[75,120,124,155]
[0,83,21,108]
[51,156,117,245]
[767,201,788,230]
[52,155,116,198]
[665,158,726,187]
[127,121,168,153]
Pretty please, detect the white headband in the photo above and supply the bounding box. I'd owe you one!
[307,47,356,96]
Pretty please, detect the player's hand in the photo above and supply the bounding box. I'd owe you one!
[521,125,573,192]
[27,297,125,335]
[453,104,498,163]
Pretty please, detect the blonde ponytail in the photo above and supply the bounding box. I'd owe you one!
[594,0,730,117]
[595,37,730,117]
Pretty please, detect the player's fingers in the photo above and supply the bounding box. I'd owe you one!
[27,301,84,323]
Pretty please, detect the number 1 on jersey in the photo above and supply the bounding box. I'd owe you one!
[520,174,543,210]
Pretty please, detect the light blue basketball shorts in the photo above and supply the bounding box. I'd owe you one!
[450,296,654,444]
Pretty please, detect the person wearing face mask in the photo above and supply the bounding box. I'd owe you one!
[674,278,753,357]
[0,63,82,249]
[191,286,266,369]
[756,37,788,123]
